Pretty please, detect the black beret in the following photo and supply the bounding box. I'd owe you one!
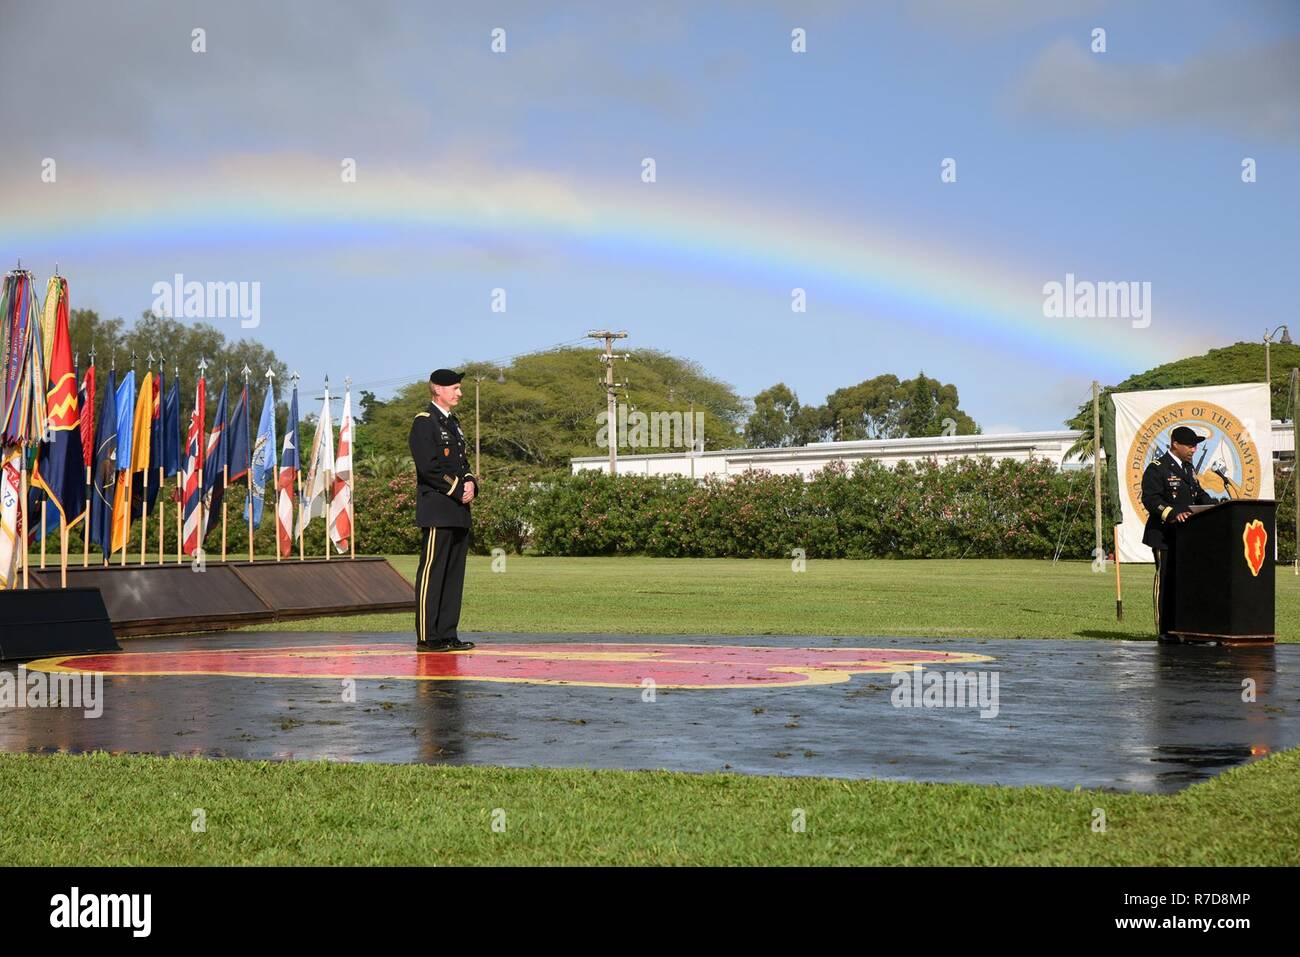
[429,369,463,386]
[1170,426,1205,445]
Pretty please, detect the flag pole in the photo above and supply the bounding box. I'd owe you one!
[82,463,90,567]
[156,354,165,565]
[175,361,183,564]
[140,354,153,566]
[39,498,46,569]
[243,364,253,563]
[119,350,134,567]
[219,367,227,563]
[196,358,207,564]
[258,366,276,563]
[347,376,356,560]
[323,375,331,561]
[20,441,28,588]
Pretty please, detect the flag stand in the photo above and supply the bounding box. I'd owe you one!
[158,464,165,564]
[1113,525,1123,621]
[19,445,29,589]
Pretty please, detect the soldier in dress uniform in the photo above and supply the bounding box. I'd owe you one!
[1140,425,1215,641]
[408,369,478,651]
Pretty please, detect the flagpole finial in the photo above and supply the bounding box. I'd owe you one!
[147,351,156,369]
[290,370,300,383]
[129,349,137,369]
[197,356,208,375]
[89,343,96,364]
[112,349,116,372]
[265,366,276,382]
[241,363,251,380]
[344,375,352,389]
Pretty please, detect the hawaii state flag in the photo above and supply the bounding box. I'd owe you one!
[276,384,300,557]
[200,380,228,541]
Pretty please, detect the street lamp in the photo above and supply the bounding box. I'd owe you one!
[1264,324,1292,388]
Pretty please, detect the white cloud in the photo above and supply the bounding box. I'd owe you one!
[1012,36,1300,142]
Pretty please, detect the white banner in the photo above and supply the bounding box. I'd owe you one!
[1112,383,1273,563]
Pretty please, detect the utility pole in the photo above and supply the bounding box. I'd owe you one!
[474,374,484,477]
[1293,367,1298,576]
[1092,380,1103,566]
[586,330,628,476]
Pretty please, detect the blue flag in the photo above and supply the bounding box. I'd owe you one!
[247,383,277,529]
[227,384,251,483]
[162,375,180,477]
[114,370,135,471]
[90,370,118,556]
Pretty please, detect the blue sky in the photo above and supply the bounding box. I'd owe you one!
[1,0,1297,432]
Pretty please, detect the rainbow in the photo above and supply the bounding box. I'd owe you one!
[0,155,1206,378]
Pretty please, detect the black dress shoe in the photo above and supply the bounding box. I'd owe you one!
[417,641,451,652]
[444,638,476,651]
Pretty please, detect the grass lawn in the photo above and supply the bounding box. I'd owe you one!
[1,747,1296,866]
[234,555,1300,643]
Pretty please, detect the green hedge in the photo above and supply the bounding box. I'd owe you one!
[31,460,1297,563]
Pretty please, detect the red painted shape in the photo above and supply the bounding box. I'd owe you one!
[33,642,992,689]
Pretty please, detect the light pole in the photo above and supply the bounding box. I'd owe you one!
[1264,324,1291,392]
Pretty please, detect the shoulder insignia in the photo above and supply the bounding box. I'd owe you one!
[414,411,430,418]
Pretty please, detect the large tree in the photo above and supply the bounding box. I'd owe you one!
[1067,340,1300,453]
[357,346,746,481]
[70,309,290,429]
[745,372,979,447]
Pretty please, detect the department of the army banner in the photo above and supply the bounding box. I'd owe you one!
[1105,383,1274,564]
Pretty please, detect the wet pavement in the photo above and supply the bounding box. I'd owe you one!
[2,631,1297,794]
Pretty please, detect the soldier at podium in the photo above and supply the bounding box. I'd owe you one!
[1141,426,1216,640]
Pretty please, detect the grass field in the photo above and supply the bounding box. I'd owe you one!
[7,555,1295,866]
[235,555,1300,643]
[1,748,1296,866]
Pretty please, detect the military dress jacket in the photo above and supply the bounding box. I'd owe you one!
[408,402,477,528]
[1140,450,1213,550]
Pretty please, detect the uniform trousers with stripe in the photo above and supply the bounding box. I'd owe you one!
[1152,546,1176,636]
[415,525,470,644]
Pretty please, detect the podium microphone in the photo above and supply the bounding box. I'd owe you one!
[1213,467,1240,500]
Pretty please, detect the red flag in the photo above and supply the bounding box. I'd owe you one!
[79,363,95,469]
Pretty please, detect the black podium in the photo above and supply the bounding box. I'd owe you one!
[1167,499,1275,645]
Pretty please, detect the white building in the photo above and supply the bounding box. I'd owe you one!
[571,422,1296,480]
